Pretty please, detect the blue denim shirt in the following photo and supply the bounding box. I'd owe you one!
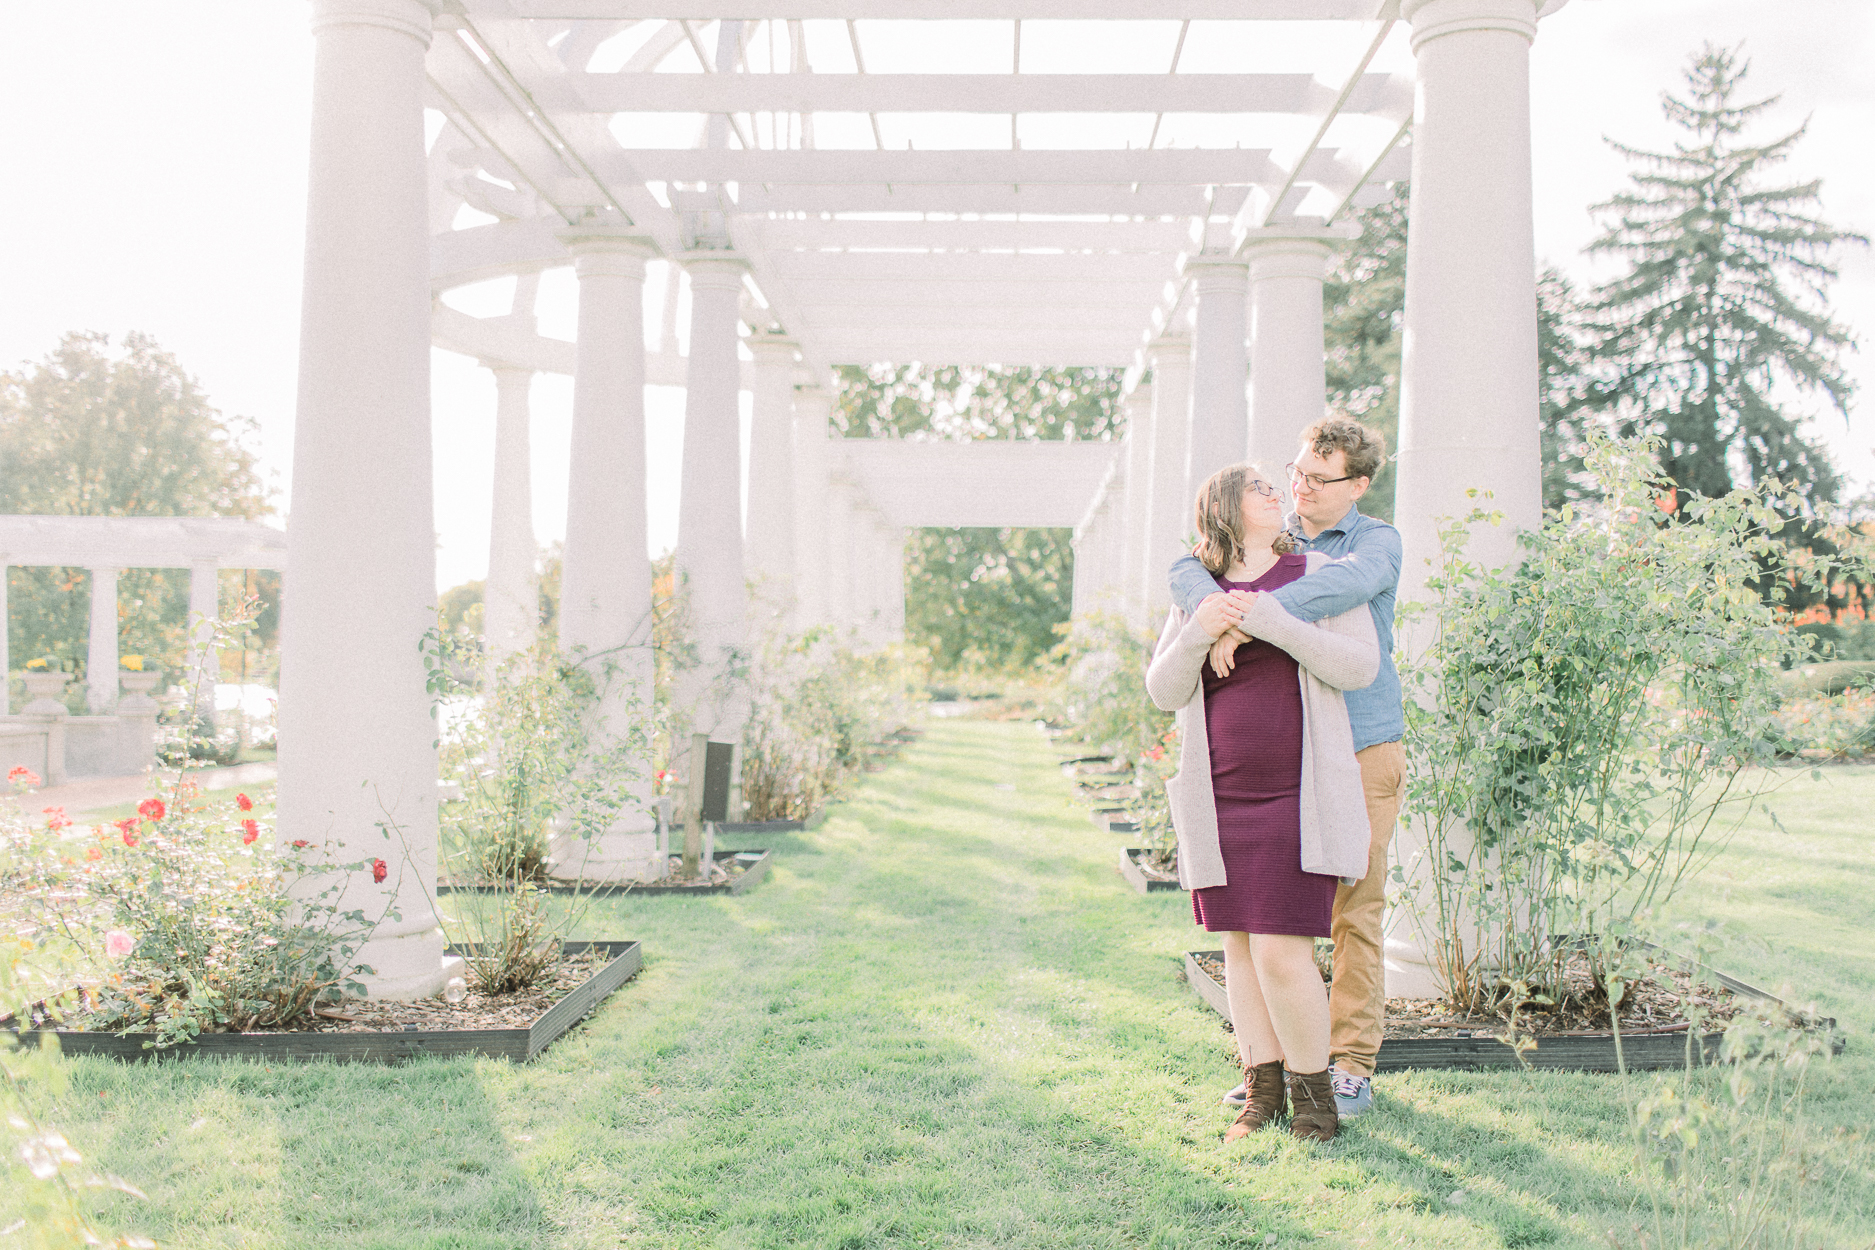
[1168,503,1404,752]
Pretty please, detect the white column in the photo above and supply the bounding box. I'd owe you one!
[1388,0,1546,1000]
[745,334,798,619]
[881,525,905,642]
[187,558,220,714]
[851,510,878,641]
[279,0,454,999]
[1143,336,1193,616]
[555,226,659,880]
[483,362,537,677]
[2,557,12,716]
[1183,258,1250,509]
[1119,386,1153,622]
[790,386,833,627]
[1395,0,1543,590]
[824,478,854,631]
[1244,236,1334,469]
[674,254,752,743]
[86,567,120,714]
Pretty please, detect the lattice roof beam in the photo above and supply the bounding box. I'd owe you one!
[569,71,1410,115]
[600,148,1282,183]
[485,2,1389,19]
[728,182,1245,215]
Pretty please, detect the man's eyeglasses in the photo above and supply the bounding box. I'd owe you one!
[1245,479,1280,498]
[1286,463,1358,492]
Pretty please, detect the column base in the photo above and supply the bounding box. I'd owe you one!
[351,928,462,1001]
[546,822,661,884]
[1383,933,1447,1001]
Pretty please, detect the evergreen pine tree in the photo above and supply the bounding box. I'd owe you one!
[1582,44,1865,507]
[1537,268,1595,509]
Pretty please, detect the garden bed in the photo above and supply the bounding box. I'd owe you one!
[1183,947,1842,1072]
[678,809,826,833]
[1119,847,1181,894]
[12,940,642,1064]
[439,849,772,898]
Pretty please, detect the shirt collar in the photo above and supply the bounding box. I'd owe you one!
[1285,503,1363,542]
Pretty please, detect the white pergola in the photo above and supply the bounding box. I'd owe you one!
[291,0,1560,997]
[0,517,287,783]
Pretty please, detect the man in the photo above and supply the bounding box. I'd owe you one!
[1166,417,1402,1120]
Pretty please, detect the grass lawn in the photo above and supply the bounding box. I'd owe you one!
[21,721,1874,1249]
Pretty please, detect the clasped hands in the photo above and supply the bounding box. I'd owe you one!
[1194,590,1260,679]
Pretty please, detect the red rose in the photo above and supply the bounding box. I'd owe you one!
[236,793,254,812]
[241,819,260,845]
[42,805,72,831]
[8,765,40,787]
[290,839,311,850]
[371,858,388,884]
[121,826,139,848]
[137,798,165,822]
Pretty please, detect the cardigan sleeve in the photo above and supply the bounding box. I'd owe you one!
[1236,589,1380,692]
[1144,606,1217,712]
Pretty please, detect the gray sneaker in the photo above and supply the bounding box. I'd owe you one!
[1222,1080,1247,1108]
[1331,1070,1372,1118]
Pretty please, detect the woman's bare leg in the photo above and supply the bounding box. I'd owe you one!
[1221,930,1281,1067]
[1249,933,1330,1073]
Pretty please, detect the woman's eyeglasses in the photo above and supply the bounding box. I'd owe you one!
[1245,479,1280,498]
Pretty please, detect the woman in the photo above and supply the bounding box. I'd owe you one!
[1145,462,1378,1144]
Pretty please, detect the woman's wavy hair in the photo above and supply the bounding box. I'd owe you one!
[1192,461,1296,575]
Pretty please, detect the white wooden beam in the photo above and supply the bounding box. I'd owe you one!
[765,250,1170,282]
[834,439,1121,530]
[0,517,289,572]
[730,183,1246,216]
[748,216,1192,253]
[803,306,1148,330]
[571,72,1401,116]
[809,335,1142,366]
[602,147,1279,185]
[431,216,570,290]
[788,281,1160,309]
[488,2,1384,19]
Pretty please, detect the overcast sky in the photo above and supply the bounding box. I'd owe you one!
[2,1,1870,591]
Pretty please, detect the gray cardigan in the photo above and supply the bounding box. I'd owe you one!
[1144,551,1381,891]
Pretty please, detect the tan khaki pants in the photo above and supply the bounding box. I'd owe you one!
[1328,740,1404,1077]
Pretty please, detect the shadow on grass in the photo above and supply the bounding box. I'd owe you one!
[62,1053,551,1250]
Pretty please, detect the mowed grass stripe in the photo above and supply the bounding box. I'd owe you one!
[33,721,1875,1248]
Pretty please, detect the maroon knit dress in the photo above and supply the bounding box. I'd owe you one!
[1190,553,1339,937]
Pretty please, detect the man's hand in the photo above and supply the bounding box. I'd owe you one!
[1193,591,1240,640]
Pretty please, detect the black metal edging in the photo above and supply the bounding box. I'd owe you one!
[1120,848,1183,895]
[14,940,642,1065]
[626,849,773,897]
[1183,947,1842,1073]
[438,849,772,899]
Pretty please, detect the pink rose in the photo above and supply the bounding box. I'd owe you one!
[103,930,134,959]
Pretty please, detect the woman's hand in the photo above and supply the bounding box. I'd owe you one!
[1208,630,1247,679]
[1193,592,1240,640]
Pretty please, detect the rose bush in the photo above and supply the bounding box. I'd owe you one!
[1398,432,1864,1014]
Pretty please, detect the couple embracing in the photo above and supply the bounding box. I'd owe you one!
[1146,418,1403,1145]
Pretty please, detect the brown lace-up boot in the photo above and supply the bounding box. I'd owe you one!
[1285,1067,1339,1143]
[1223,1060,1287,1143]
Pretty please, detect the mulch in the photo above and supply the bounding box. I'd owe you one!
[46,946,612,1037]
[1191,949,1751,1040]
